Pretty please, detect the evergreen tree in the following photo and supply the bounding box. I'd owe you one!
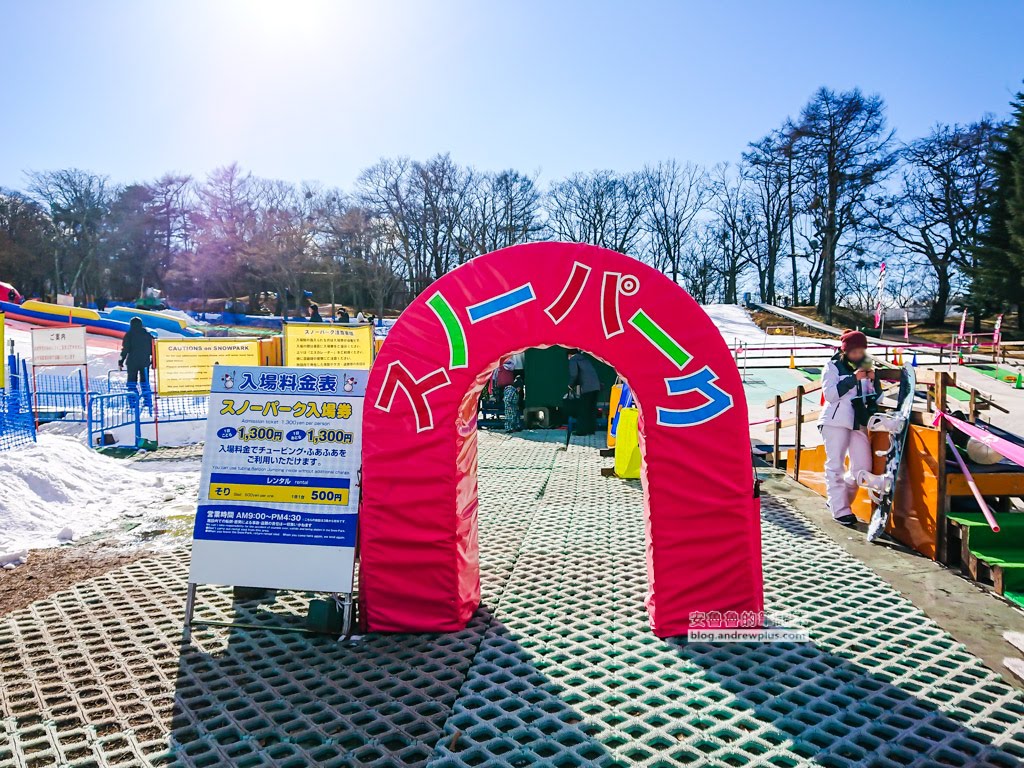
[972,90,1024,326]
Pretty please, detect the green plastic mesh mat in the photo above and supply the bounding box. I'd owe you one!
[968,365,1020,386]
[1,430,1023,767]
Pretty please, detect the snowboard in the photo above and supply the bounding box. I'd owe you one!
[861,363,917,542]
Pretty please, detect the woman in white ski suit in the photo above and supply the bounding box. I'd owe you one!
[818,330,876,526]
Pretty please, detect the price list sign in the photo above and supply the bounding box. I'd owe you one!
[189,365,367,593]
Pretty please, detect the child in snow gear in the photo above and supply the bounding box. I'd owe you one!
[119,317,155,410]
[819,330,878,527]
[491,357,520,432]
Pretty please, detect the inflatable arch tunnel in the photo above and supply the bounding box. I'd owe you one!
[361,242,763,637]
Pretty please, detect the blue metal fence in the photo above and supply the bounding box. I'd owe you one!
[5,351,212,450]
[0,390,37,452]
[87,392,142,448]
[33,370,89,422]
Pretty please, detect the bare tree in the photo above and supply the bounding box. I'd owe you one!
[680,225,722,303]
[546,170,645,254]
[461,169,543,255]
[189,164,267,303]
[708,165,756,303]
[255,180,323,317]
[639,160,708,283]
[789,88,896,322]
[868,120,999,324]
[357,154,475,296]
[742,135,788,303]
[147,174,194,286]
[319,192,406,315]
[0,190,54,298]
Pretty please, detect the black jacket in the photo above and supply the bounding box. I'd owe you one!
[568,353,600,394]
[120,325,154,369]
[831,352,878,429]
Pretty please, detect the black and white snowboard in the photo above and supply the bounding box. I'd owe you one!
[860,364,917,542]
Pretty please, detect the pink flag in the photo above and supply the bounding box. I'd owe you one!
[873,262,887,329]
[903,309,909,340]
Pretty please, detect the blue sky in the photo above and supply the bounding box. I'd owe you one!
[1,0,1022,191]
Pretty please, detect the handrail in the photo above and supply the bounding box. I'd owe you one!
[764,380,823,409]
[764,410,820,433]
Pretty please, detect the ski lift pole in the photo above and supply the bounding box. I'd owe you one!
[945,434,1000,533]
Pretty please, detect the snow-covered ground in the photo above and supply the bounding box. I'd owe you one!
[702,303,835,349]
[160,308,208,326]
[702,304,837,449]
[0,434,197,563]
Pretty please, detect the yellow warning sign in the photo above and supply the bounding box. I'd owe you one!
[283,323,374,369]
[155,338,261,396]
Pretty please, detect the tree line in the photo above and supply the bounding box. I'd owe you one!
[1,85,1021,325]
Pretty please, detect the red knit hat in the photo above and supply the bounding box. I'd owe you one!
[840,329,868,353]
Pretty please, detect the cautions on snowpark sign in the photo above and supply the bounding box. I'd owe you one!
[153,338,261,396]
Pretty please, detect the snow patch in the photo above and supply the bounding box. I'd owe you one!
[160,308,208,327]
[702,303,833,348]
[0,434,198,558]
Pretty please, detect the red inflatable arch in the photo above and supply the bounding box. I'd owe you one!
[361,242,762,637]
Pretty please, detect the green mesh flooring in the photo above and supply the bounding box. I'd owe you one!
[2,431,1024,767]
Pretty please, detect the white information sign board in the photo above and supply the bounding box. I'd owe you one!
[31,326,88,366]
[189,365,366,594]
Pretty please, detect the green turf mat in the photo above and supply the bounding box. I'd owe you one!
[947,386,973,401]
[797,367,822,380]
[946,512,1024,529]
[1005,590,1024,608]
[969,546,1024,566]
[947,514,1024,590]
[996,564,1024,593]
[968,364,1020,385]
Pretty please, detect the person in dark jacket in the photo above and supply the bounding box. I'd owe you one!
[308,304,324,322]
[567,348,600,436]
[119,317,154,409]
